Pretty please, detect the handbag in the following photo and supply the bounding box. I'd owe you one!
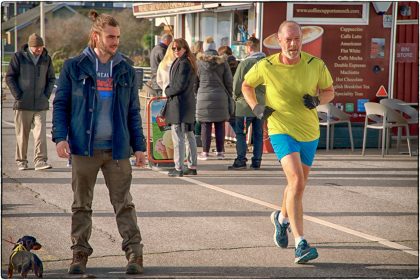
[156,99,168,129]
[214,72,235,117]
[158,99,168,117]
[226,91,235,117]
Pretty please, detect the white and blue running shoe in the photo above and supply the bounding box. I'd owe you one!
[295,239,318,264]
[270,211,291,248]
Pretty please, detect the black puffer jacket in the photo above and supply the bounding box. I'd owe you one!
[195,50,232,122]
[6,44,55,111]
[164,54,196,125]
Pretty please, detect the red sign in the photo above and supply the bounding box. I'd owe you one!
[396,43,418,63]
[376,85,388,97]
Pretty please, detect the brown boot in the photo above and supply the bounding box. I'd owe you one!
[126,255,144,274]
[68,251,88,274]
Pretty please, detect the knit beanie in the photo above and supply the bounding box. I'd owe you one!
[28,33,44,47]
[203,36,216,51]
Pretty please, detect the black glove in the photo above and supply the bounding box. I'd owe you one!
[252,104,275,120]
[303,94,320,109]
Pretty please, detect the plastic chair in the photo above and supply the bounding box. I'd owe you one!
[379,98,418,152]
[317,103,354,151]
[362,102,412,157]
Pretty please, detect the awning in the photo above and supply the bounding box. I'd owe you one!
[132,2,205,18]
[132,2,252,18]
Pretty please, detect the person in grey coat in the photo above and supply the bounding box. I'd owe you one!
[150,33,173,95]
[195,36,233,160]
[6,33,55,171]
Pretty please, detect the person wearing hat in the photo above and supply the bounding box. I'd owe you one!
[6,33,55,171]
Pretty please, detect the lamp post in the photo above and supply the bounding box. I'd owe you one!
[14,2,17,52]
[40,2,45,40]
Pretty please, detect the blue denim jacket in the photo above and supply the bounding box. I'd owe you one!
[52,49,146,159]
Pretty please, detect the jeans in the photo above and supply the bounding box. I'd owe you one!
[234,116,263,163]
[171,123,197,170]
[201,122,225,153]
[71,150,143,257]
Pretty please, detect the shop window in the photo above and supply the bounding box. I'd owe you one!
[185,13,198,45]
[199,8,256,60]
[231,9,255,60]
[200,11,231,49]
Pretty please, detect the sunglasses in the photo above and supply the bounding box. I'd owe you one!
[172,46,183,51]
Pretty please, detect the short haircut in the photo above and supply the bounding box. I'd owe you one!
[277,20,302,36]
[161,33,173,42]
[218,45,233,56]
[245,37,260,51]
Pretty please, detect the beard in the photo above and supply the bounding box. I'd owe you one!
[282,47,301,60]
[97,38,118,56]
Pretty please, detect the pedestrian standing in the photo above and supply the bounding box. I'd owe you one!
[218,45,239,132]
[164,38,198,177]
[191,40,203,57]
[191,40,204,147]
[228,37,266,170]
[242,21,334,264]
[217,45,239,77]
[6,33,55,171]
[156,42,175,97]
[196,36,233,160]
[150,33,173,96]
[52,10,147,275]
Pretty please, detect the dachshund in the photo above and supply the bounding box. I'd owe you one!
[7,236,43,278]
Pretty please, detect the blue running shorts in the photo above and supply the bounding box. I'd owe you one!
[269,134,319,167]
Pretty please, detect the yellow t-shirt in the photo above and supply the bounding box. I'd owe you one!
[244,51,333,141]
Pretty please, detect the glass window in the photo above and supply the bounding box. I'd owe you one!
[200,12,231,49]
[198,7,256,59]
[185,13,197,45]
[231,10,254,59]
[200,12,216,41]
[217,12,231,47]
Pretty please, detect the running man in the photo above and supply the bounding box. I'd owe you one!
[242,20,334,263]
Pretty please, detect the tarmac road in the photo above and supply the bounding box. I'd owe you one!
[1,90,418,278]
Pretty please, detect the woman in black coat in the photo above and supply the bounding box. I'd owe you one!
[164,38,198,177]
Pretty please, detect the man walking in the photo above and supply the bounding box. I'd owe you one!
[242,21,334,263]
[52,10,146,275]
[6,33,55,171]
[228,37,266,170]
[150,33,173,96]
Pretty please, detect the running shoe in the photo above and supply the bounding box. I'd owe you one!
[270,211,290,248]
[295,239,318,264]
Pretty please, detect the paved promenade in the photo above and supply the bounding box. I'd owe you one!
[1,91,418,278]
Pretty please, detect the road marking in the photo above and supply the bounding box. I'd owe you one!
[173,174,418,257]
[2,120,52,138]
[4,113,416,256]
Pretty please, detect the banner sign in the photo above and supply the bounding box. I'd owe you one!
[149,99,174,160]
